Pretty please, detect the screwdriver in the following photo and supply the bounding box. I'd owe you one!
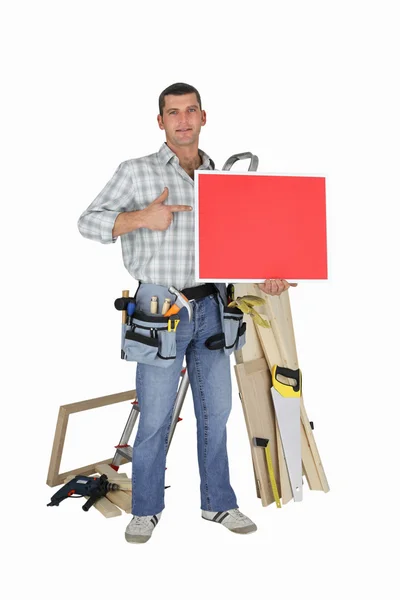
[127,301,136,326]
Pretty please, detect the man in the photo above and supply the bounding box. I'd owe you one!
[78,82,291,543]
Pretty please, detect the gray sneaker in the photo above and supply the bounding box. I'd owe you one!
[202,508,257,534]
[125,512,162,544]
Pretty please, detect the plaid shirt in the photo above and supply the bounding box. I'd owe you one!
[78,143,214,289]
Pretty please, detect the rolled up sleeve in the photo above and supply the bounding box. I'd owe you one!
[78,161,135,243]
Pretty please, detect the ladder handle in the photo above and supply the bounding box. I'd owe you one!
[222,152,259,172]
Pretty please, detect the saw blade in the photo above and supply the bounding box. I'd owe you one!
[271,366,303,502]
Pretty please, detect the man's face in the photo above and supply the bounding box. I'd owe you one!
[157,93,206,148]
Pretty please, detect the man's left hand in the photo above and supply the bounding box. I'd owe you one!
[257,279,297,296]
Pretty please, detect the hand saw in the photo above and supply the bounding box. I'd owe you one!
[270,365,303,502]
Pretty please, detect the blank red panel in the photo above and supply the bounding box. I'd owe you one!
[197,173,327,280]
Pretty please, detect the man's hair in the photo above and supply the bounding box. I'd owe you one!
[158,82,202,116]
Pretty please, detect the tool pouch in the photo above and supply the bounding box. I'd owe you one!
[123,311,178,367]
[122,283,179,368]
[221,305,247,354]
[205,292,246,355]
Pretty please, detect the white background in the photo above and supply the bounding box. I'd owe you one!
[1,1,399,598]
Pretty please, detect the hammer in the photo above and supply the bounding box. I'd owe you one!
[165,286,193,322]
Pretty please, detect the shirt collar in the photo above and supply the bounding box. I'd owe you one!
[157,142,212,169]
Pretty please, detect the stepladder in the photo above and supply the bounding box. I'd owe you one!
[111,365,189,470]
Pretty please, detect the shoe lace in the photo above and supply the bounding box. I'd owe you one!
[133,516,145,524]
[230,509,246,520]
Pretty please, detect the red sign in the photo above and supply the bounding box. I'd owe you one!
[195,172,327,281]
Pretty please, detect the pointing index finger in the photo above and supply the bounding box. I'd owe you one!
[169,205,193,212]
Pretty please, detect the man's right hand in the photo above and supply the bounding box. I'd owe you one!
[141,187,192,231]
[112,187,192,237]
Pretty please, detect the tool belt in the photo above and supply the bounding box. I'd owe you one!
[120,283,177,368]
[117,282,246,368]
[181,282,218,300]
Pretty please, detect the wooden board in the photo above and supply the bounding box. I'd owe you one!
[235,359,282,507]
[106,478,132,490]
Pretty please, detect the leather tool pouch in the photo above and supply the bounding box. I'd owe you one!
[205,291,246,355]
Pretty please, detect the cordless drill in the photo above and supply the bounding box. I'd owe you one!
[47,474,119,512]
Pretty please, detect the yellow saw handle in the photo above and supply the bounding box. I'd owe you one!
[271,365,302,398]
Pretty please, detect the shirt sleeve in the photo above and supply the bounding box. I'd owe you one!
[77,161,135,244]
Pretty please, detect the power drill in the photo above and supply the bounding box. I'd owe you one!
[47,474,119,512]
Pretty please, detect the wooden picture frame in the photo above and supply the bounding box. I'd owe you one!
[46,389,136,487]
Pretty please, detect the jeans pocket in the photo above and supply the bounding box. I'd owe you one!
[124,310,177,368]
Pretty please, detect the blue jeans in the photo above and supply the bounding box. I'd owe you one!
[131,293,238,515]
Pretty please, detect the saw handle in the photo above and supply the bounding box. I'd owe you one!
[273,365,302,393]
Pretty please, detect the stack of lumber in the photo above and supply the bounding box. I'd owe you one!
[233,283,329,506]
